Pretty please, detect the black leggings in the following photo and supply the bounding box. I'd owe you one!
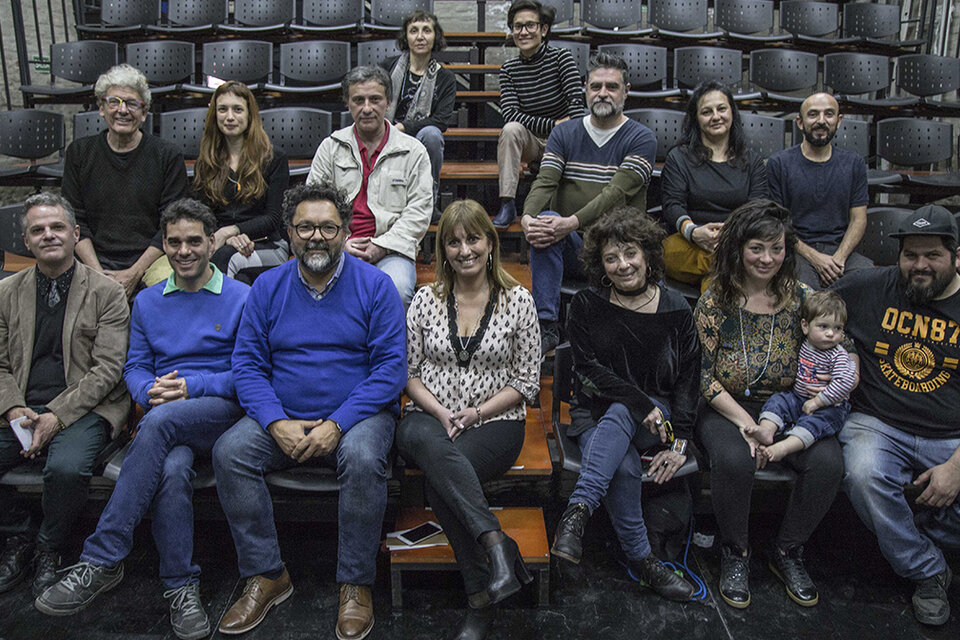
[696,401,843,551]
[396,411,525,595]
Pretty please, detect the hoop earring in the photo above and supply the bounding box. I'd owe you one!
[601,274,612,287]
[487,254,493,270]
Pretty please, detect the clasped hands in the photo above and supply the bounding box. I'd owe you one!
[345,237,387,264]
[521,214,579,249]
[268,418,341,463]
[439,407,481,441]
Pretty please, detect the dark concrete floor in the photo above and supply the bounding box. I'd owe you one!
[0,489,957,640]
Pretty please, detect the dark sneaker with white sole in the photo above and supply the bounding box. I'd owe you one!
[912,565,952,626]
[164,583,211,640]
[719,544,750,609]
[34,561,124,616]
[768,545,818,607]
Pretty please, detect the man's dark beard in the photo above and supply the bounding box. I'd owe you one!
[802,124,836,148]
[901,269,952,304]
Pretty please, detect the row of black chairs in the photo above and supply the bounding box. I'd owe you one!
[22,35,960,118]
[2,103,958,194]
[75,0,923,54]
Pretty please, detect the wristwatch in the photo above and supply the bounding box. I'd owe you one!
[670,438,688,456]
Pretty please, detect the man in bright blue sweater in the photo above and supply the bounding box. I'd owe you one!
[213,183,406,640]
[37,199,249,640]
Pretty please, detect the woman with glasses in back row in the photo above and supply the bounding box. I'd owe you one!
[191,81,290,283]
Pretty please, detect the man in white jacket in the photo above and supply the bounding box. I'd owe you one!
[307,65,433,305]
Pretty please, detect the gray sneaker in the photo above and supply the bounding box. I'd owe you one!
[912,565,952,626]
[34,561,123,616]
[164,583,211,640]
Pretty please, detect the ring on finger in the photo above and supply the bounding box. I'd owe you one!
[655,418,663,426]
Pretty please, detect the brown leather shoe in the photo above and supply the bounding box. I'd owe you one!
[336,583,374,640]
[218,569,293,635]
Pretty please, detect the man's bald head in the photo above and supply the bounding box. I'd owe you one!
[797,93,842,148]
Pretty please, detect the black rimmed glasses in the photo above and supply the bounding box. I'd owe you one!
[103,96,146,113]
[293,222,342,241]
[512,21,541,33]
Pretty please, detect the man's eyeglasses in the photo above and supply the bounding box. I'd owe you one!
[103,96,146,113]
[512,21,541,33]
[293,222,342,241]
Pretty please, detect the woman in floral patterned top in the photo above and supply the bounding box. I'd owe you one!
[694,200,847,611]
[396,199,540,640]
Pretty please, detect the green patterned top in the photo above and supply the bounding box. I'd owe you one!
[694,283,813,402]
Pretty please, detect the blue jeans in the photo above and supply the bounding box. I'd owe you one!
[213,411,396,585]
[569,403,665,561]
[376,253,416,308]
[416,126,444,206]
[759,390,850,449]
[81,397,244,588]
[839,412,960,580]
[528,211,584,323]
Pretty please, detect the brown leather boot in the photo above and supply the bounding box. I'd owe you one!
[218,569,293,635]
[336,583,374,640]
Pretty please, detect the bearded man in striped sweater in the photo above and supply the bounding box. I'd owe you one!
[520,52,657,355]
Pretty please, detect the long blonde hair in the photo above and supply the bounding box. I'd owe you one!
[432,199,519,300]
[193,81,272,206]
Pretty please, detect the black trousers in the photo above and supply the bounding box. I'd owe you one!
[397,411,525,595]
[695,400,843,551]
[0,410,109,551]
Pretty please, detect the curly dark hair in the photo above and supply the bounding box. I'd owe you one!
[282,182,352,229]
[580,207,666,288]
[679,81,748,168]
[396,10,447,52]
[708,199,798,312]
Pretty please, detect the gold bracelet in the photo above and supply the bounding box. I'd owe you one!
[55,417,67,432]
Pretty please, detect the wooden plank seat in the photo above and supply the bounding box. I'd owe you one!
[454,90,500,102]
[388,506,550,607]
[442,127,501,140]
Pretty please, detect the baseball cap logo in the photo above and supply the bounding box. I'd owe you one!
[913,218,931,229]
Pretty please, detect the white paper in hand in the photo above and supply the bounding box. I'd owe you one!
[9,416,33,450]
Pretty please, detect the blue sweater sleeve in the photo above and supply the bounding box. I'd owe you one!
[123,297,156,409]
[232,282,288,429]
[328,276,407,432]
[182,369,235,401]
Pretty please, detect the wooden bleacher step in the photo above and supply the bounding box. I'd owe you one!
[388,506,550,608]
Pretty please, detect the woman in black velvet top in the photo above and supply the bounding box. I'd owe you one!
[191,81,290,282]
[550,206,699,602]
[661,81,768,292]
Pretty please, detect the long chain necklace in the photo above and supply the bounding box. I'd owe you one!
[738,306,775,397]
[453,287,488,363]
[612,286,657,313]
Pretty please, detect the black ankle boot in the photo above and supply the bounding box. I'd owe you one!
[551,502,589,564]
[444,605,496,640]
[628,555,696,602]
[485,535,533,604]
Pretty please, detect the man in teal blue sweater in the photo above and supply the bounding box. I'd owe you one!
[37,199,249,640]
[213,183,406,640]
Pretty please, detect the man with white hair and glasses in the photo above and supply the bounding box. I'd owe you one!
[62,64,187,298]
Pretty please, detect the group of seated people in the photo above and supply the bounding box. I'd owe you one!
[0,2,958,639]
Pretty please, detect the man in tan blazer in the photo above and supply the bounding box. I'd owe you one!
[0,192,129,597]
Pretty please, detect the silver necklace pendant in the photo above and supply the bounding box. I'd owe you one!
[458,349,470,362]
[744,388,751,397]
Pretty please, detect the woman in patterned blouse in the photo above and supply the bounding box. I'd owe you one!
[693,199,847,611]
[550,207,698,603]
[396,199,540,640]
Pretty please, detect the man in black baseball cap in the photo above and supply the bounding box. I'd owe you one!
[831,203,960,626]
